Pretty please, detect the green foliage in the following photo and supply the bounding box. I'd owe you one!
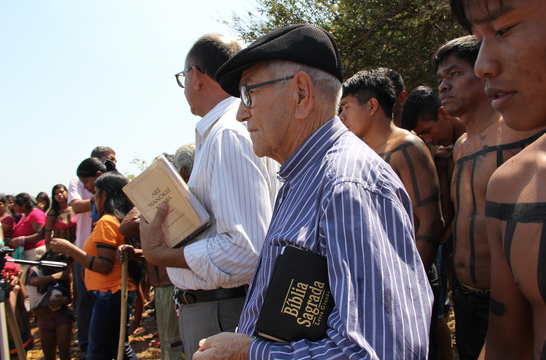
[125,154,149,181]
[228,0,466,90]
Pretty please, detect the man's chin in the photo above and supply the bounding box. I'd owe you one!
[443,105,462,118]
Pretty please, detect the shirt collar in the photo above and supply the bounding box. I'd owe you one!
[195,97,240,136]
[279,117,347,181]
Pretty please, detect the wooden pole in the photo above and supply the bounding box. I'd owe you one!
[0,302,12,360]
[117,256,129,360]
[5,298,26,359]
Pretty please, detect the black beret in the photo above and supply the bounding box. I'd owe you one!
[216,24,343,98]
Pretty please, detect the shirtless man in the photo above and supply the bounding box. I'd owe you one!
[402,86,466,149]
[402,85,466,235]
[402,85,467,360]
[433,34,546,359]
[450,0,546,359]
[339,69,443,270]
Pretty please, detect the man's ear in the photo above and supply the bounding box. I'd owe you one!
[399,91,407,106]
[368,97,380,116]
[293,71,314,120]
[438,106,450,121]
[193,67,205,90]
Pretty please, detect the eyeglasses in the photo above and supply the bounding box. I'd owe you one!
[240,75,295,108]
[175,65,205,88]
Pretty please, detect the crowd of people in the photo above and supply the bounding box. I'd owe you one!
[1,0,545,359]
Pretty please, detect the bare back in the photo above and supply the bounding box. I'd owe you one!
[451,120,546,288]
[377,127,443,269]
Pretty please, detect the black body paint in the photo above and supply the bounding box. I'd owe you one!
[486,201,546,305]
[379,140,439,207]
[416,235,438,245]
[96,243,117,250]
[99,256,114,265]
[453,129,546,285]
[489,296,506,317]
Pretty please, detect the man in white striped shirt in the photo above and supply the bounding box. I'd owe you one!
[140,34,279,359]
[192,24,433,360]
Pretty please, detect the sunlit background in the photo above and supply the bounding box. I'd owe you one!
[1,0,257,197]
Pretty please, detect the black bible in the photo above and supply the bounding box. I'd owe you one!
[254,246,335,343]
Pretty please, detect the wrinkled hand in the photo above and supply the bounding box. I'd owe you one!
[116,244,135,263]
[193,333,253,360]
[140,203,169,256]
[50,238,74,255]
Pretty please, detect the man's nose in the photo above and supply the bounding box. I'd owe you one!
[236,100,250,123]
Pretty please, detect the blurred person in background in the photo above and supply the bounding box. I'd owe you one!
[51,171,142,360]
[67,146,116,359]
[0,195,15,244]
[44,184,77,300]
[11,193,47,259]
[35,192,51,213]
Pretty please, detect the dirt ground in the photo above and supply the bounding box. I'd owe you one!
[24,298,459,360]
[26,308,163,360]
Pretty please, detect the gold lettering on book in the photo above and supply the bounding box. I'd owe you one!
[147,187,173,209]
[281,279,329,328]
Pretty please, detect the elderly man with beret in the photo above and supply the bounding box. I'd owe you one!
[194,24,433,360]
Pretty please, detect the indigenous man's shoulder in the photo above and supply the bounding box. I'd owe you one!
[400,130,429,150]
[434,146,454,160]
[487,147,538,203]
[388,127,422,146]
[453,133,468,161]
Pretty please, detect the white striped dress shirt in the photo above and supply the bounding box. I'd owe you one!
[239,117,433,359]
[167,97,280,290]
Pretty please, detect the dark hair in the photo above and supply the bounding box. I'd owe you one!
[90,146,115,159]
[4,195,14,216]
[94,172,133,223]
[0,196,7,215]
[38,250,73,294]
[187,34,242,80]
[77,157,117,178]
[94,172,144,282]
[50,184,68,216]
[432,35,481,76]
[401,86,442,131]
[342,69,396,118]
[450,0,508,34]
[14,193,36,210]
[377,67,405,96]
[35,192,50,212]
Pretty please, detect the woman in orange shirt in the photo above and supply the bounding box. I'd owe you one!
[51,172,142,360]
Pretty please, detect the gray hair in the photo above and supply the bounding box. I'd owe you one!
[265,60,342,117]
[90,146,115,158]
[174,143,196,176]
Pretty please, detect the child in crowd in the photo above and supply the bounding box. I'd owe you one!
[26,250,74,360]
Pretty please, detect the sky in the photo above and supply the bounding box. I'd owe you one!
[1,0,257,198]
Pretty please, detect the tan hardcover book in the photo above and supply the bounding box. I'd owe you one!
[123,155,211,248]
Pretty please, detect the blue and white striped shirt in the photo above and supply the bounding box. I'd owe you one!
[239,117,433,359]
